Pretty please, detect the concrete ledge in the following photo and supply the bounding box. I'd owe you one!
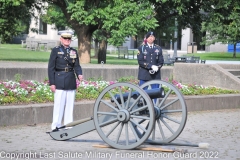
[184,94,240,111]
[0,66,173,82]
[1,62,240,91]
[0,94,239,127]
[173,63,240,91]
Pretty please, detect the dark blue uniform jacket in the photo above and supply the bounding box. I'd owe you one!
[137,44,164,81]
[48,45,82,90]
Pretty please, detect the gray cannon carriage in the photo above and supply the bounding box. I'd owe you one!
[48,80,187,150]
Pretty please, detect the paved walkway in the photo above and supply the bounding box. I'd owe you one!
[0,109,239,160]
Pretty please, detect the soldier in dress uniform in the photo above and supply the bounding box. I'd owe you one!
[137,31,164,89]
[48,32,83,130]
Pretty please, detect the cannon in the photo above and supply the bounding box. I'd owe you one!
[111,87,165,103]
[48,80,187,150]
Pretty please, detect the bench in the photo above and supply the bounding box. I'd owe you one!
[25,39,39,51]
[163,54,174,65]
[117,46,135,59]
[185,56,200,63]
[25,38,59,51]
[175,56,187,63]
[47,40,60,50]
[21,40,26,47]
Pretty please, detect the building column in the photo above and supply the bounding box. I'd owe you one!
[181,28,193,51]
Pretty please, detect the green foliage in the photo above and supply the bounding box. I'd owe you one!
[179,85,239,95]
[1,0,214,45]
[151,0,214,40]
[92,30,107,43]
[0,77,239,105]
[68,0,158,46]
[164,78,239,95]
[30,87,54,103]
[87,77,103,81]
[201,0,240,56]
[0,80,53,105]
[41,4,68,30]
[76,86,103,100]
[2,0,237,63]
[117,76,138,84]
[0,0,42,42]
[14,74,22,82]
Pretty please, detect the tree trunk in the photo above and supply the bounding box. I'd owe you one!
[75,25,92,64]
[233,43,236,58]
[98,39,107,64]
[94,39,99,58]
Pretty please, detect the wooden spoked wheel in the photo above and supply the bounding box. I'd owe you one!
[140,80,187,143]
[93,82,155,149]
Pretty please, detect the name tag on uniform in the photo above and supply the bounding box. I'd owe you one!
[58,52,64,54]
[70,50,77,58]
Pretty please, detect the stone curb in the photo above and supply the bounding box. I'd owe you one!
[0,94,239,127]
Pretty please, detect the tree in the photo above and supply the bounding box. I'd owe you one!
[201,0,240,58]
[151,0,213,44]
[43,0,158,64]
[3,0,229,61]
[0,0,46,43]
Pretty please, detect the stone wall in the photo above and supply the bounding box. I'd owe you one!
[0,63,240,91]
[173,63,240,91]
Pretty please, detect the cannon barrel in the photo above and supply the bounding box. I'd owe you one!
[111,88,164,103]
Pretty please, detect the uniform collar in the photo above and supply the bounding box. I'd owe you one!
[147,43,154,48]
[61,45,70,50]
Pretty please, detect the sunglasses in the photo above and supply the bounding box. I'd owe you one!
[62,37,71,40]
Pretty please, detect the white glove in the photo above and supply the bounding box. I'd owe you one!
[151,65,158,72]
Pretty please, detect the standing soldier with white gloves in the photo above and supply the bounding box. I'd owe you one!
[48,32,83,130]
[137,31,164,89]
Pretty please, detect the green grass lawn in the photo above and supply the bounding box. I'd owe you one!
[187,52,240,61]
[0,44,239,64]
[0,44,50,62]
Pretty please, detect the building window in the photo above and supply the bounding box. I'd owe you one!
[58,26,66,31]
[39,18,47,34]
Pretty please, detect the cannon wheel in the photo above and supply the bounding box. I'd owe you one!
[140,80,187,143]
[93,82,155,150]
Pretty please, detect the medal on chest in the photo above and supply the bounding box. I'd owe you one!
[143,49,147,59]
[155,49,159,59]
[69,50,77,59]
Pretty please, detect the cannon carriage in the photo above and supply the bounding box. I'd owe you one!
[48,80,187,150]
